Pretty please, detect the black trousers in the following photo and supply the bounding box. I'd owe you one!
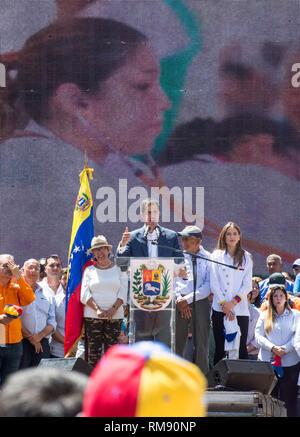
[20,338,51,369]
[212,309,249,365]
[271,361,300,417]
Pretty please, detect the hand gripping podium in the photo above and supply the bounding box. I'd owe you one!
[116,257,183,352]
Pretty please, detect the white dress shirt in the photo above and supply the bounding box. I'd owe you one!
[39,277,65,298]
[210,250,253,316]
[255,308,300,367]
[146,227,159,258]
[21,285,56,338]
[174,247,211,304]
[246,304,261,355]
[50,292,66,358]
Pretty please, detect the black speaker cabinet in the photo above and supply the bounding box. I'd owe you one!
[206,359,277,395]
[38,357,94,376]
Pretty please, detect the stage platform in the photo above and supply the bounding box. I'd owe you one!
[205,389,287,417]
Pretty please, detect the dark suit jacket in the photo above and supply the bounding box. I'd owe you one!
[116,225,183,259]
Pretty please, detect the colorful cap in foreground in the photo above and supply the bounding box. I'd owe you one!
[82,341,207,417]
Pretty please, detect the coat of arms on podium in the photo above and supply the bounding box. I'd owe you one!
[130,258,173,311]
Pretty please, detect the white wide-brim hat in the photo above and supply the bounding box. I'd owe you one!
[88,235,112,252]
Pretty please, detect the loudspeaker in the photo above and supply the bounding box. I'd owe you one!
[206,359,277,395]
[38,357,94,376]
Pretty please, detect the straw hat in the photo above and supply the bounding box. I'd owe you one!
[88,235,112,252]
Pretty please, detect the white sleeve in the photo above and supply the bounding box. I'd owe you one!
[293,320,300,357]
[80,268,92,305]
[210,252,226,305]
[236,253,253,302]
[255,313,274,352]
[117,268,129,304]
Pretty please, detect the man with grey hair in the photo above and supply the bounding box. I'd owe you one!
[0,254,35,385]
[259,254,294,302]
[20,259,56,368]
[175,226,211,375]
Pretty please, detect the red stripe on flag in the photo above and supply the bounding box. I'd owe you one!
[64,260,95,356]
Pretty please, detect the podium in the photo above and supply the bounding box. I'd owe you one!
[116,257,184,352]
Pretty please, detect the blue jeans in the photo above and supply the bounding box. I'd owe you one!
[0,342,23,386]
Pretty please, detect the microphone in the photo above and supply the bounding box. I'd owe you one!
[143,225,151,241]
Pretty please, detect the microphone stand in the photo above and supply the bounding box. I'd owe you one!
[151,241,242,366]
[150,242,200,365]
[151,242,243,270]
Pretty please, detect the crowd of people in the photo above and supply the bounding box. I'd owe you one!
[0,198,299,417]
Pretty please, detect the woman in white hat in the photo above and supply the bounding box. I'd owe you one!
[80,235,128,367]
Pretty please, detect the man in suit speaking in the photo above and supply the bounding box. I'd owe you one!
[117,198,183,259]
[116,198,183,346]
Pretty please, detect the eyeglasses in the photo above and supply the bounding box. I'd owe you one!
[26,266,40,272]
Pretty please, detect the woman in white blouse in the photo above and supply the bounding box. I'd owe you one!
[80,235,128,367]
[255,285,300,417]
[210,222,253,364]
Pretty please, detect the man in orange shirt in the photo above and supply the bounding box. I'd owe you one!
[0,254,35,385]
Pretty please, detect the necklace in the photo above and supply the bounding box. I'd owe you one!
[96,259,112,269]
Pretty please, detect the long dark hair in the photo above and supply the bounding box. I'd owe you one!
[217,221,246,267]
[0,17,146,138]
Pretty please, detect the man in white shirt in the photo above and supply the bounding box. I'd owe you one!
[39,255,65,297]
[175,226,211,375]
[20,259,56,368]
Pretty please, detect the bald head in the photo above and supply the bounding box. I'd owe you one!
[0,254,14,264]
[0,254,14,285]
[22,259,40,286]
[23,259,39,269]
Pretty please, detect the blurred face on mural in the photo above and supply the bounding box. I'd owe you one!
[83,44,170,156]
[53,44,171,158]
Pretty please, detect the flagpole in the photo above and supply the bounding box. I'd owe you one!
[64,152,95,357]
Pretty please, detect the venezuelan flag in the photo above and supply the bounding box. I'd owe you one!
[64,166,95,357]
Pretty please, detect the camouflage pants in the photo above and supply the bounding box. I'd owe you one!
[84,318,122,368]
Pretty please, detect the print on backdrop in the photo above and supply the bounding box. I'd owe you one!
[0,0,299,273]
[0,0,201,266]
[0,63,5,88]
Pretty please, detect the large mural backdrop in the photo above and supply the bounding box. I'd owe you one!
[0,0,299,274]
